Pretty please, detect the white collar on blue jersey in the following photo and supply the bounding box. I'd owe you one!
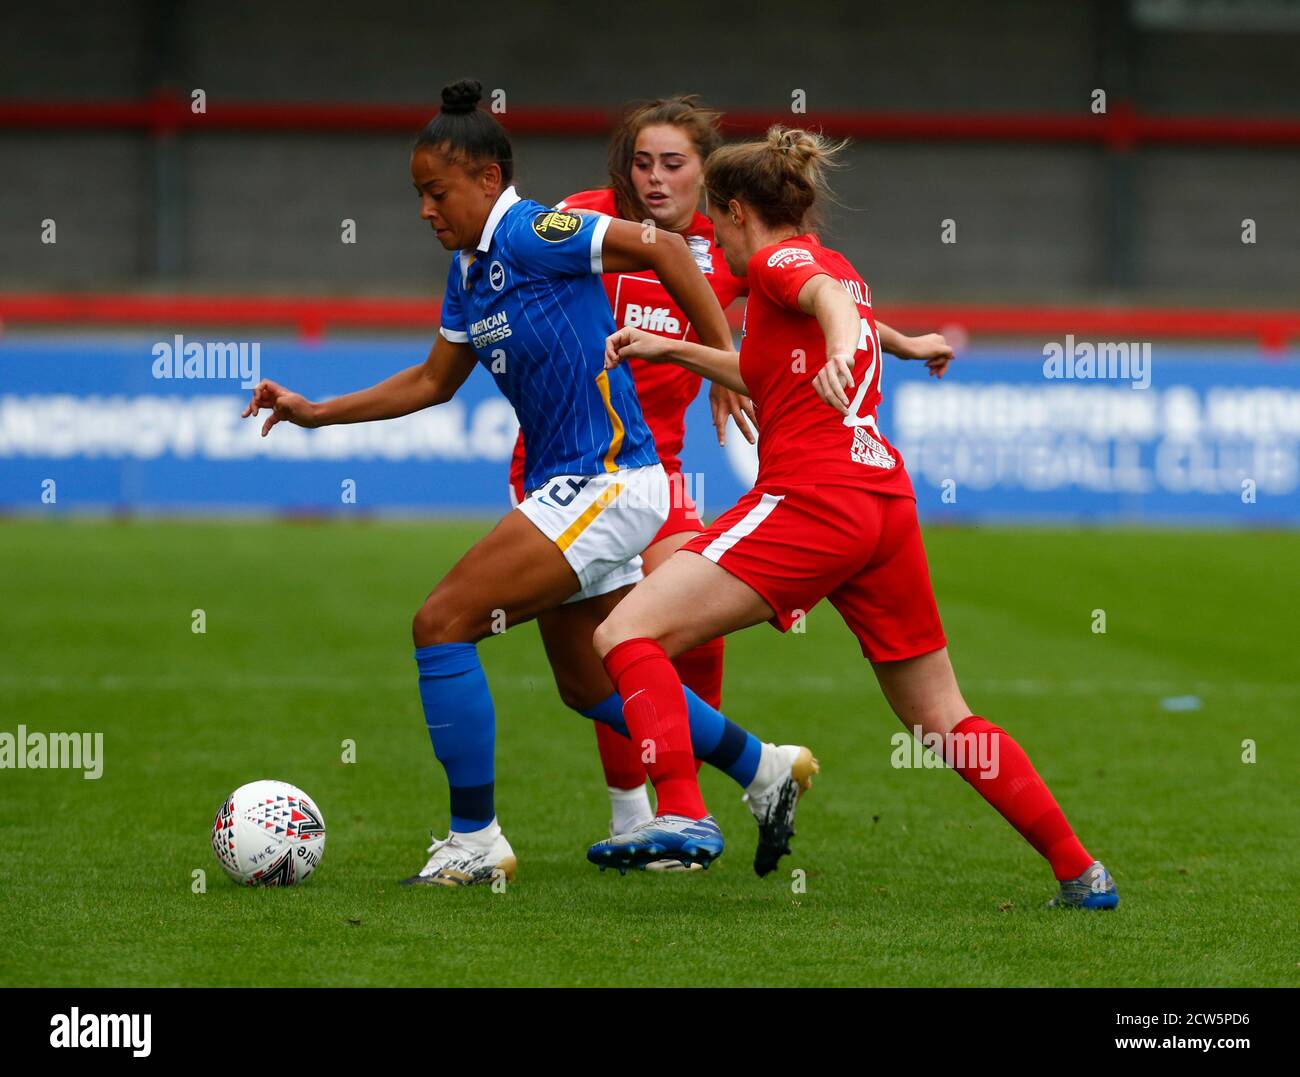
[459,185,521,284]
[478,185,520,252]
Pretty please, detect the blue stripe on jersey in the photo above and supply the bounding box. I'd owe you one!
[439,190,658,493]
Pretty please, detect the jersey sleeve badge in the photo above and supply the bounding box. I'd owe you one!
[686,234,715,274]
[766,247,817,269]
[531,211,583,242]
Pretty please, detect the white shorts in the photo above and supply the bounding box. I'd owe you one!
[516,464,670,603]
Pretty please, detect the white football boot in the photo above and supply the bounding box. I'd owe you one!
[401,821,517,887]
[743,743,819,876]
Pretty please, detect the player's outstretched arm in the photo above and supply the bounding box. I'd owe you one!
[599,219,733,352]
[605,327,748,395]
[315,336,478,425]
[877,320,954,379]
[242,336,478,437]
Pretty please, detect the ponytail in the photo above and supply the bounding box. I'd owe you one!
[704,125,844,230]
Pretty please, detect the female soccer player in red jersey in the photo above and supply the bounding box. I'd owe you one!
[589,127,1119,908]
[516,98,951,855]
[508,98,751,842]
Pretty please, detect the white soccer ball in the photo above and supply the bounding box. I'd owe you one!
[211,779,326,886]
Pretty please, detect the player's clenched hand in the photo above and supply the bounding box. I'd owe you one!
[813,353,856,415]
[604,326,673,369]
[909,332,955,379]
[709,382,757,446]
[241,379,321,437]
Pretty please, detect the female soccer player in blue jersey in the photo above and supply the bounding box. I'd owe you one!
[242,80,784,884]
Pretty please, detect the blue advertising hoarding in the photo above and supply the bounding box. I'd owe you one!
[1,336,1297,525]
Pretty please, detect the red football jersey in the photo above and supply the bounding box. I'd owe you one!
[510,188,746,485]
[741,236,914,496]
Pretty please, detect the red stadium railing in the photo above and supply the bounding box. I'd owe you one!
[2,293,1297,351]
[3,93,1300,148]
[0,294,438,340]
[5,96,1297,351]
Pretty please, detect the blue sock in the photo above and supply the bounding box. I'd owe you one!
[581,689,761,789]
[414,642,495,833]
[684,687,762,788]
[580,693,629,737]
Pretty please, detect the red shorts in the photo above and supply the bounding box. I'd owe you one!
[680,484,947,663]
[510,465,703,547]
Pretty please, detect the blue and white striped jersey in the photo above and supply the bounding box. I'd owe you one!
[439,186,658,493]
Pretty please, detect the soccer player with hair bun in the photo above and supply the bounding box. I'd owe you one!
[592,126,1119,909]
[244,79,743,884]
[515,97,951,869]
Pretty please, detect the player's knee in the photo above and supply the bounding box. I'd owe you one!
[411,603,442,647]
[895,697,970,739]
[411,596,473,648]
[555,676,605,714]
[591,615,629,659]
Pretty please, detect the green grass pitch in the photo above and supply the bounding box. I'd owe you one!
[1,518,1296,987]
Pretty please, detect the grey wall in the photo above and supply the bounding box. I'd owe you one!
[1,0,1296,305]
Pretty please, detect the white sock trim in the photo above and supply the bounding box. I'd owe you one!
[450,817,500,847]
[745,743,782,796]
[607,784,649,801]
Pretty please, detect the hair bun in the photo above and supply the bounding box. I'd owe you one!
[768,125,814,158]
[768,127,796,154]
[441,79,483,115]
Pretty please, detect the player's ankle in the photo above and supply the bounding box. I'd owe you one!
[608,784,652,832]
[451,817,501,848]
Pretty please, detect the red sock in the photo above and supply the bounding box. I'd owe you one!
[945,716,1094,881]
[593,721,645,791]
[672,636,725,711]
[602,638,707,819]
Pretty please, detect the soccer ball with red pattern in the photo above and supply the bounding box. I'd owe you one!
[211,779,327,886]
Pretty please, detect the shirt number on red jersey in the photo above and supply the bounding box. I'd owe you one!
[843,318,883,429]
